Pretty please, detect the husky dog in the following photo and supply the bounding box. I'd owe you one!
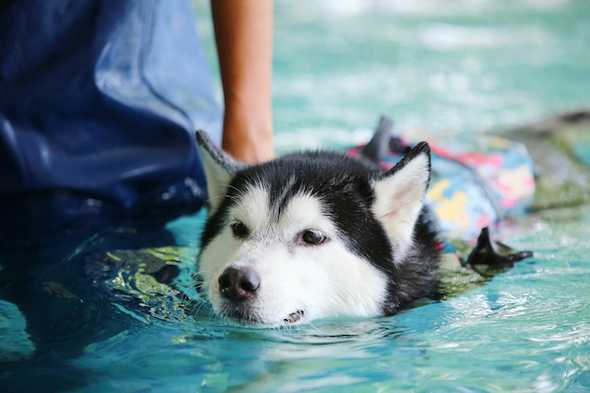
[195,130,442,326]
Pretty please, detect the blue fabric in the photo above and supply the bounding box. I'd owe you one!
[0,0,221,227]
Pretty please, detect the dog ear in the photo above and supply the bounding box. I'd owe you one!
[195,130,245,211]
[371,142,431,259]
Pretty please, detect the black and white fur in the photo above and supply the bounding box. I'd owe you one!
[195,131,441,326]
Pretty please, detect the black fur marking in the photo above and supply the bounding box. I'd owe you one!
[383,208,441,314]
[198,147,442,315]
[379,141,432,189]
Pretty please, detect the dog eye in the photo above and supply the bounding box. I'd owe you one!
[298,229,328,246]
[230,221,250,239]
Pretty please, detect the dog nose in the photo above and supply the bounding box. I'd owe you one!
[218,267,260,302]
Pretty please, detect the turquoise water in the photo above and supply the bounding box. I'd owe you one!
[2,1,590,392]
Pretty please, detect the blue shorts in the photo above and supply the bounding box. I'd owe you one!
[0,0,221,242]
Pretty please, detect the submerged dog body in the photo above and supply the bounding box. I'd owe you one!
[196,131,441,326]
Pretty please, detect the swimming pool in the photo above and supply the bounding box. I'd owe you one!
[2,1,590,391]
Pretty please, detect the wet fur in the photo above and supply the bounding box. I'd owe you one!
[197,138,441,320]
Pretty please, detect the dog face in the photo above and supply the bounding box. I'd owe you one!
[195,132,433,326]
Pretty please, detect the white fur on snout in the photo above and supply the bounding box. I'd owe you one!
[198,184,271,313]
[198,184,389,325]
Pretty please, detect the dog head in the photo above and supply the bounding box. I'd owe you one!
[195,131,432,326]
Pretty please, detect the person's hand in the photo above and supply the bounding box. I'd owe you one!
[212,0,274,164]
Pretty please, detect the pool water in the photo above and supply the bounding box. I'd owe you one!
[2,1,590,392]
